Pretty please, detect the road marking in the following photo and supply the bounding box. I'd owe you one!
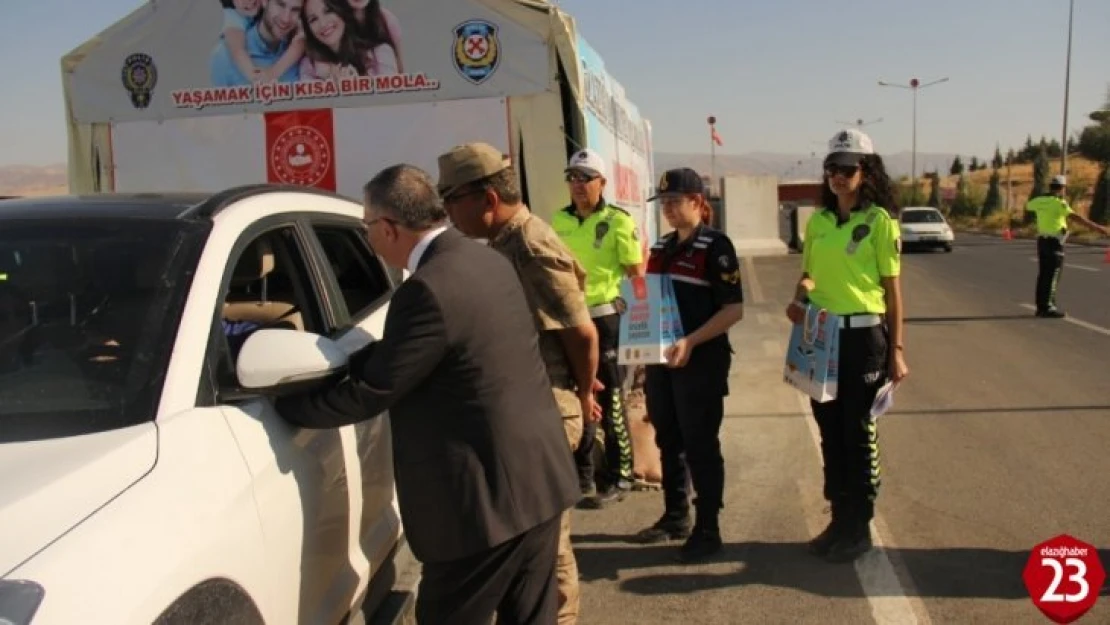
[743,256,765,304]
[1018,304,1110,336]
[796,392,931,625]
[1027,257,1099,272]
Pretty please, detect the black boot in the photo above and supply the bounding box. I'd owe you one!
[808,500,845,557]
[678,507,722,562]
[824,500,874,564]
[631,511,691,544]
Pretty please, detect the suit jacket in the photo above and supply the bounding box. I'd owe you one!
[276,228,580,563]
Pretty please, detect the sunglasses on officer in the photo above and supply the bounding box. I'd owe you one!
[824,163,861,178]
[565,171,598,184]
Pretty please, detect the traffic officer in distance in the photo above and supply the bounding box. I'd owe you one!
[436,142,603,625]
[786,128,908,563]
[631,168,744,562]
[553,148,644,509]
[1024,174,1109,318]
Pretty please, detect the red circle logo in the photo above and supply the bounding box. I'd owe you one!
[270,125,331,187]
[1023,534,1106,624]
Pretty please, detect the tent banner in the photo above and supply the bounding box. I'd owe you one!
[109,96,511,199]
[575,34,658,244]
[66,0,550,124]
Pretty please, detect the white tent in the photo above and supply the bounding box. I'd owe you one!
[60,0,656,232]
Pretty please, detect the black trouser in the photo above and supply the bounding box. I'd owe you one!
[810,323,888,522]
[1036,236,1065,312]
[575,312,634,487]
[415,514,562,625]
[644,345,730,529]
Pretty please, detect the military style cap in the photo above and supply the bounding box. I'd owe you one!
[647,167,704,201]
[436,142,510,197]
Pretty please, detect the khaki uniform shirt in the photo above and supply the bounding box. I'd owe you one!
[489,209,592,418]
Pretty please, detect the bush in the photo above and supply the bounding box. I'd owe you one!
[982,170,1002,216]
[1091,164,1110,225]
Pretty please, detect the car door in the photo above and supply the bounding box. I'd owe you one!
[296,216,400,583]
[205,219,369,625]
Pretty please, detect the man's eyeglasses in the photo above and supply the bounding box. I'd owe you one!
[442,188,486,204]
[565,172,597,184]
[825,164,860,178]
[364,216,397,229]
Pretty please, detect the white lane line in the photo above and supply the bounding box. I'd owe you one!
[743,256,766,304]
[1027,257,1099,272]
[1018,304,1110,336]
[796,392,930,625]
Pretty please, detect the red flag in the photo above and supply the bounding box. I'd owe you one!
[264,108,337,191]
[711,126,723,146]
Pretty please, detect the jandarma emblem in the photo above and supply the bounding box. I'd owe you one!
[453,20,501,85]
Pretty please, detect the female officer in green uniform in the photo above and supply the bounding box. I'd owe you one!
[786,129,909,563]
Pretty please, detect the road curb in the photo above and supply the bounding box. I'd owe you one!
[953,227,1110,249]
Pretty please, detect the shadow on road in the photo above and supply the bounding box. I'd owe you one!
[726,404,1110,420]
[905,314,1034,323]
[573,535,1110,600]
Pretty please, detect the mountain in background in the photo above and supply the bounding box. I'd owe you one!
[1,150,961,196]
[0,164,67,197]
[652,150,960,182]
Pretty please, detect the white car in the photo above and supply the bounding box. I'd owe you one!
[0,187,405,624]
[898,206,955,252]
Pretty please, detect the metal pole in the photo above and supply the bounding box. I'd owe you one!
[708,115,717,197]
[912,86,918,200]
[1061,0,1074,177]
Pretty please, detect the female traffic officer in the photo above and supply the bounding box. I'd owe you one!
[786,128,909,564]
[631,168,744,563]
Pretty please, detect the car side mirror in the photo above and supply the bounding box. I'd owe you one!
[236,328,347,390]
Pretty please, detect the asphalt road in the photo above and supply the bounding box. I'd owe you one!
[569,233,1110,624]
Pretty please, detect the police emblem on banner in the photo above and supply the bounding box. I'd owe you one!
[453,20,501,85]
[121,53,157,109]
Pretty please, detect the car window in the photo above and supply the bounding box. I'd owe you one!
[901,210,945,224]
[0,218,208,442]
[212,225,328,391]
[311,225,392,323]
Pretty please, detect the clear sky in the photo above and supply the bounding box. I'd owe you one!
[1,0,1107,166]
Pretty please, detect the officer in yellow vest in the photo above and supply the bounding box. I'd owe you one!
[786,128,909,563]
[1024,175,1109,318]
[553,148,644,508]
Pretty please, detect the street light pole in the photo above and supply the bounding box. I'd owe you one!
[836,117,883,129]
[878,77,949,200]
[1061,0,1075,177]
[707,115,717,197]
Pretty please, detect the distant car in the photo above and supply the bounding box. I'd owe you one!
[898,206,954,252]
[0,186,404,624]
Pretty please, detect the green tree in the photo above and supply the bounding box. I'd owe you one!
[992,145,1004,169]
[949,155,964,176]
[969,156,980,171]
[1031,149,1050,198]
[927,179,940,208]
[1091,165,1110,225]
[1077,124,1110,163]
[982,169,1002,215]
[951,175,980,217]
[1005,148,1016,166]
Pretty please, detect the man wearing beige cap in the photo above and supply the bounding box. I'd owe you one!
[437,141,602,624]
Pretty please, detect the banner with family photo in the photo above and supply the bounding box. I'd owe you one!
[576,34,659,246]
[66,0,552,124]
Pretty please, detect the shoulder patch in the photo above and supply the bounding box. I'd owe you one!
[607,204,632,217]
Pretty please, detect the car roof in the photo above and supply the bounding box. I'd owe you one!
[0,193,212,220]
[0,185,355,222]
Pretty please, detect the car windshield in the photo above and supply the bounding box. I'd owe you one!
[901,210,945,224]
[0,218,208,442]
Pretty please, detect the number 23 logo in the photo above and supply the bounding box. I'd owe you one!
[1040,557,1089,603]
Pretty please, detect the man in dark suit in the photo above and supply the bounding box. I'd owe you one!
[275,164,581,624]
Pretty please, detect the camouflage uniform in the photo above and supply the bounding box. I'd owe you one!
[489,207,590,625]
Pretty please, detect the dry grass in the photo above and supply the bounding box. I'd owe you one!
[907,156,1106,242]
